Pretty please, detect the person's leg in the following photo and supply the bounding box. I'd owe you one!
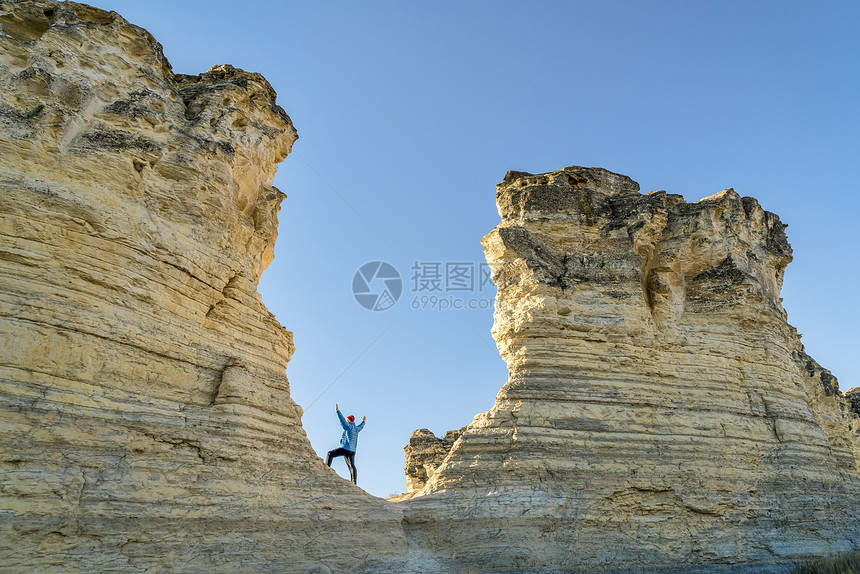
[326,447,349,467]
[345,451,357,484]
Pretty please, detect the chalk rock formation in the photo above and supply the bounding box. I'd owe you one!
[847,388,860,417]
[404,427,465,491]
[846,388,860,466]
[0,2,406,571]
[4,1,859,572]
[399,166,860,572]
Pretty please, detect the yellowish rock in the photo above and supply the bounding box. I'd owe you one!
[0,2,406,572]
[399,167,860,572]
[2,1,858,572]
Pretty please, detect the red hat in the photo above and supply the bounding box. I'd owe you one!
[347,415,355,422]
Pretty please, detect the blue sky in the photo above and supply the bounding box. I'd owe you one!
[96,0,860,498]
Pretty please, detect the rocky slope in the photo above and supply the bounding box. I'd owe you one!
[0,2,406,572]
[399,167,860,572]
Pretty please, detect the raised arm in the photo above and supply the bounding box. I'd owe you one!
[356,415,366,432]
[336,409,348,430]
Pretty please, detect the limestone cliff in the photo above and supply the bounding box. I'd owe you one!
[399,166,860,572]
[0,2,406,571]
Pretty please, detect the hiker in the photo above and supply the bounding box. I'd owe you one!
[325,403,366,484]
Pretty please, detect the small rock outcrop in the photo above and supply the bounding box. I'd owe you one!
[846,388,860,417]
[399,166,860,572]
[403,427,465,491]
[0,2,406,571]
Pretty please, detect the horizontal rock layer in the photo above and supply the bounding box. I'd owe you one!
[399,166,860,572]
[0,2,406,572]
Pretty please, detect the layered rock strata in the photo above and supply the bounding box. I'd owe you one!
[0,2,406,571]
[399,166,860,572]
[3,1,859,572]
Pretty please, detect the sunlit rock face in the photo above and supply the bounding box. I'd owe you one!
[3,1,859,572]
[402,427,465,492]
[0,2,407,571]
[399,166,860,573]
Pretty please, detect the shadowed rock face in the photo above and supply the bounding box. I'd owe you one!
[399,166,860,572]
[0,2,407,571]
[847,389,860,417]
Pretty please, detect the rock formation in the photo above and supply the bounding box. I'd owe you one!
[398,167,860,572]
[847,388,860,417]
[403,427,465,492]
[0,2,407,572]
[2,1,859,572]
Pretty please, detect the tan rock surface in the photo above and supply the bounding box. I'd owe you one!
[403,427,465,492]
[0,2,407,571]
[399,166,860,572]
[3,2,859,572]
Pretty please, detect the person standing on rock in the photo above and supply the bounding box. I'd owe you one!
[326,403,365,484]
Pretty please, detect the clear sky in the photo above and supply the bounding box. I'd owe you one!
[94,0,859,498]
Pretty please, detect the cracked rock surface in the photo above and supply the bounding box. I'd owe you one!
[398,166,860,573]
[0,2,407,572]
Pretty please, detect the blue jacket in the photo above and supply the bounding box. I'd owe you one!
[337,410,365,452]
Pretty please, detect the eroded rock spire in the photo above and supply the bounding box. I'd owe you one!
[0,2,405,571]
[399,165,860,572]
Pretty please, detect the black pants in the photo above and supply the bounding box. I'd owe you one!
[326,447,357,484]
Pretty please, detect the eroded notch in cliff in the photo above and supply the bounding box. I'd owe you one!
[624,194,670,317]
[205,271,241,320]
[495,226,569,290]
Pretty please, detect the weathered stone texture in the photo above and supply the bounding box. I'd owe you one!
[403,427,465,492]
[0,2,406,571]
[399,166,860,572]
[846,387,860,467]
[845,388,860,417]
[3,1,859,572]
